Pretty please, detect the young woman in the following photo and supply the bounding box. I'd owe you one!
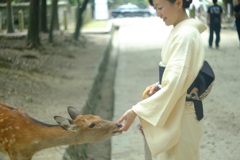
[117,0,209,159]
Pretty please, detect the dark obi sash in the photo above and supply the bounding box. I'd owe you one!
[159,61,215,121]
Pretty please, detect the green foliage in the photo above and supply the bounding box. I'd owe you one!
[108,0,149,9]
[0,0,42,3]
[12,0,29,3]
[67,0,85,5]
[0,0,29,4]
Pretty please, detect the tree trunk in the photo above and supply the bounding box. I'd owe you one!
[27,0,41,48]
[40,0,48,32]
[54,0,59,30]
[6,0,14,33]
[224,0,233,13]
[73,0,89,40]
[49,0,58,43]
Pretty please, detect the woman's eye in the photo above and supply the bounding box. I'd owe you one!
[89,123,95,128]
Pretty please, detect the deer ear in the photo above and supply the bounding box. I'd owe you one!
[54,116,78,131]
[68,106,81,120]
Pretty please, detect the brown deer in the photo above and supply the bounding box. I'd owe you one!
[0,101,122,160]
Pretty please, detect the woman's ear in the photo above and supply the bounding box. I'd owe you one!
[176,0,183,9]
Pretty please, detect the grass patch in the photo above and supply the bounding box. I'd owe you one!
[0,57,12,68]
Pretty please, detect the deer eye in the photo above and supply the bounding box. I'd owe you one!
[89,123,95,128]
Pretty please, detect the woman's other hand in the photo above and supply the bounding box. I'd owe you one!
[117,109,137,131]
[142,83,160,99]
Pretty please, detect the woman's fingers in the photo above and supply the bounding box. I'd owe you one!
[142,84,159,99]
[117,116,129,131]
[142,87,150,99]
[119,124,129,131]
[149,86,155,95]
[117,109,137,131]
[117,116,125,124]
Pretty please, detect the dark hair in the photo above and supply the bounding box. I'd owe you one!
[148,0,192,9]
[212,0,217,4]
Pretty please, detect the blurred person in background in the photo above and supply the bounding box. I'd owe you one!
[233,0,240,46]
[207,0,223,49]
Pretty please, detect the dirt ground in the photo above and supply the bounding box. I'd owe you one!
[0,32,113,160]
[199,28,240,160]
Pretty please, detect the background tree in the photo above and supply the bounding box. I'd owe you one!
[27,0,40,48]
[73,0,89,40]
[40,0,48,32]
[49,0,58,43]
[222,0,233,17]
[53,0,60,30]
[6,0,14,33]
[108,0,149,9]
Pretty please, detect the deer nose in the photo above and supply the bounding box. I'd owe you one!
[116,123,122,128]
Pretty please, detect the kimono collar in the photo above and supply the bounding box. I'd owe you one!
[174,18,207,34]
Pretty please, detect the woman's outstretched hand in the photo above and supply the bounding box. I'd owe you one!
[117,109,137,131]
[117,83,159,132]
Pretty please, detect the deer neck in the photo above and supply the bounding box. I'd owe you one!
[29,119,83,151]
[35,126,78,149]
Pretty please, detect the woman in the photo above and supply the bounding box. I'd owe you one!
[117,0,208,159]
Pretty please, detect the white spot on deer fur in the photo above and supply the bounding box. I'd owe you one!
[32,140,39,144]
[9,138,15,144]
[15,126,20,130]
[3,127,12,132]
[1,125,17,133]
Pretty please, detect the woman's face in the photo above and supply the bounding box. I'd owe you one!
[153,0,182,26]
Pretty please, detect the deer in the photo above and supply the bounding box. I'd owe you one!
[0,101,122,160]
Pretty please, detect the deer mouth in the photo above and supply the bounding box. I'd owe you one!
[112,123,122,135]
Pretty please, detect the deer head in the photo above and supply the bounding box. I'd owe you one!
[54,106,122,143]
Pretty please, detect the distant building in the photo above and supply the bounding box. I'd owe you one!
[94,0,109,20]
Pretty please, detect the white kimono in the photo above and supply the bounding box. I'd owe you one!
[132,19,207,160]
